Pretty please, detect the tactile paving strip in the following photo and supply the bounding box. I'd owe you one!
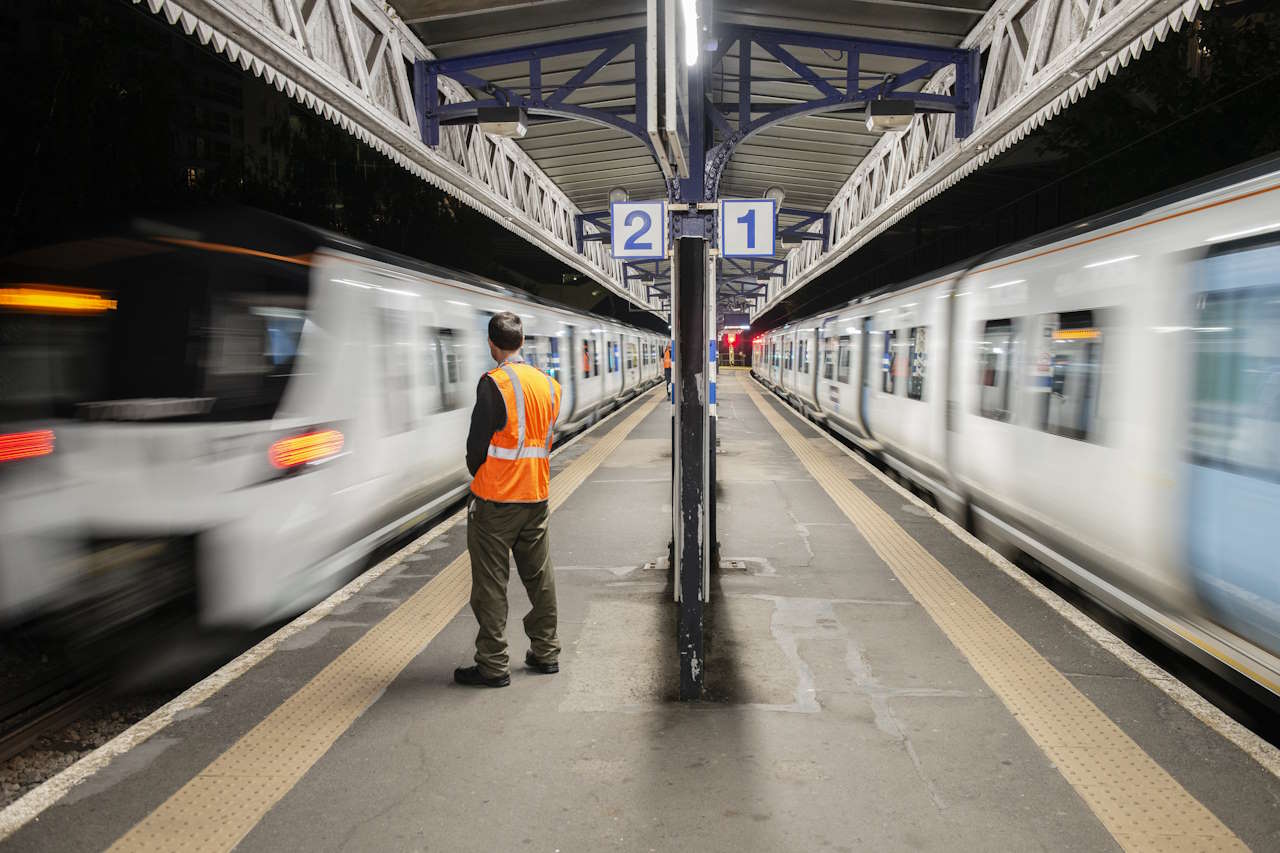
[739,376,1245,853]
[108,390,662,853]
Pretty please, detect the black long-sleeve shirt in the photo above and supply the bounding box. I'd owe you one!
[465,374,508,476]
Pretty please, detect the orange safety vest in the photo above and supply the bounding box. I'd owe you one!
[663,346,672,369]
[470,361,562,504]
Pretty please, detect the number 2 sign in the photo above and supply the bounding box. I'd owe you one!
[611,201,667,260]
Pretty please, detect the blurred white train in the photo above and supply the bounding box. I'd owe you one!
[0,209,664,637]
[754,157,1280,700]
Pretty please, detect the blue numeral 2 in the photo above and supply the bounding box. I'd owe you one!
[624,210,653,251]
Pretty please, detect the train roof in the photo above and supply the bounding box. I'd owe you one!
[1,206,662,336]
[796,152,1280,323]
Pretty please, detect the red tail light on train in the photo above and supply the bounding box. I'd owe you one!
[268,429,344,470]
[0,429,55,463]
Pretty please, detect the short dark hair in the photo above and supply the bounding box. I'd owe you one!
[488,311,523,352]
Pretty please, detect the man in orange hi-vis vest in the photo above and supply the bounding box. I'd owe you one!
[455,312,563,688]
[663,343,672,400]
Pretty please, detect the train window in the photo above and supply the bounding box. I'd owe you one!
[881,330,897,395]
[523,335,541,371]
[549,337,561,381]
[907,326,927,401]
[797,340,807,374]
[582,340,594,378]
[593,339,600,376]
[433,327,464,411]
[627,342,637,370]
[837,336,852,384]
[377,309,413,434]
[0,243,315,423]
[419,325,441,415]
[785,340,793,370]
[1033,311,1105,441]
[978,319,1016,422]
[1189,285,1280,476]
[821,338,834,380]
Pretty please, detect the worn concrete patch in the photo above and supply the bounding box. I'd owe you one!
[560,596,676,711]
[598,437,670,470]
[706,594,801,708]
[59,738,179,807]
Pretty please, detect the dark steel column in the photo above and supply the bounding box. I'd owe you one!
[673,234,707,700]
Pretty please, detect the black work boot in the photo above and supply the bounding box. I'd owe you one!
[453,666,510,687]
[525,650,559,674]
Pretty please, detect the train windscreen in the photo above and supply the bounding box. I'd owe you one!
[0,237,311,423]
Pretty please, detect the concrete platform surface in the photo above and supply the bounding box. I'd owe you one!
[0,374,1277,853]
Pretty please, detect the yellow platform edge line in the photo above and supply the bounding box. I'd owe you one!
[108,392,661,853]
[737,375,1246,853]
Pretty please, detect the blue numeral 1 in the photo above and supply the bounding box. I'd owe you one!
[737,208,756,249]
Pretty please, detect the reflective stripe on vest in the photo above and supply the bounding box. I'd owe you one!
[486,365,557,460]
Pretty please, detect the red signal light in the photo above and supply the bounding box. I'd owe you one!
[268,429,344,470]
[0,429,55,463]
[728,333,737,345]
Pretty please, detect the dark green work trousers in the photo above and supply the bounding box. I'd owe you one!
[466,495,560,677]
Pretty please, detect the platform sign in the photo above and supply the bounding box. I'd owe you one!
[719,199,776,258]
[611,200,667,260]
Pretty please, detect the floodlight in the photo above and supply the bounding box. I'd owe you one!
[780,235,801,250]
[608,187,629,204]
[864,99,915,133]
[764,186,786,205]
[477,105,528,138]
[681,0,699,67]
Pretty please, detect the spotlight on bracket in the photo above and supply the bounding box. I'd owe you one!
[764,186,786,205]
[476,105,528,138]
[864,99,915,133]
[608,187,629,204]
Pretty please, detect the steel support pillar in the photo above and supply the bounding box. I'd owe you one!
[672,234,709,700]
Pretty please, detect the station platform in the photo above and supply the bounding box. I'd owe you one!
[1,372,1278,852]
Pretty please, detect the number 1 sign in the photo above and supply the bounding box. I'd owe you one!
[611,201,667,260]
[719,199,776,258]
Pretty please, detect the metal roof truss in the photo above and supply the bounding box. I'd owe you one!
[128,0,660,314]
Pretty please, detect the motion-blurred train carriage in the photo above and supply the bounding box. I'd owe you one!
[755,156,1280,700]
[0,209,663,637]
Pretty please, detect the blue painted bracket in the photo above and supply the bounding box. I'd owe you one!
[414,29,653,153]
[703,24,980,197]
[719,256,786,295]
[777,207,830,251]
[574,211,611,252]
[623,259,671,300]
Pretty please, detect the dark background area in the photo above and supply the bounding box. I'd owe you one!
[0,1,1276,334]
[751,0,1280,332]
[0,0,659,325]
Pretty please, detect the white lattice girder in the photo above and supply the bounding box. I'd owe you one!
[755,0,1216,318]
[130,0,656,313]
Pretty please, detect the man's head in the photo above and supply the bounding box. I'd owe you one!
[488,311,524,363]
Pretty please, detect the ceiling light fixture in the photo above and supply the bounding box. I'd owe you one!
[476,105,528,138]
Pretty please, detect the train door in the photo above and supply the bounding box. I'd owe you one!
[624,335,638,393]
[857,315,873,436]
[805,328,820,404]
[817,320,836,415]
[415,303,452,486]
[1185,237,1280,653]
[370,278,429,508]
